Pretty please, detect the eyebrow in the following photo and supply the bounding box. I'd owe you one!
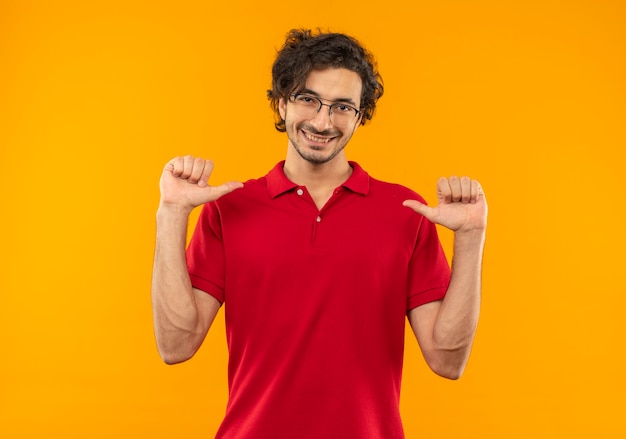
[298,88,358,107]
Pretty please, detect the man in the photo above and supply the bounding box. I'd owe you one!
[152,29,487,438]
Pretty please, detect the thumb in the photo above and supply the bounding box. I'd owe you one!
[403,199,435,221]
[210,181,244,198]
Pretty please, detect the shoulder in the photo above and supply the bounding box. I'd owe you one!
[214,175,269,208]
[215,161,287,207]
[367,175,428,206]
[349,161,427,205]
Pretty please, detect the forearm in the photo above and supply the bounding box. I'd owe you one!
[431,229,485,375]
[151,206,204,363]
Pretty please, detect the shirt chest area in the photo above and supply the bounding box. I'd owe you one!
[220,187,415,269]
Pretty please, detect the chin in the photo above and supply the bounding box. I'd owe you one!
[297,146,343,165]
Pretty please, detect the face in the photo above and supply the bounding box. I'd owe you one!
[279,68,363,165]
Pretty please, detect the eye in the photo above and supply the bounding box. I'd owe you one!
[295,95,317,105]
[333,104,355,114]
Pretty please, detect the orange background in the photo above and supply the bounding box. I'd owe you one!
[1,1,625,438]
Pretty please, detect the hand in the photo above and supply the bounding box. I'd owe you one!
[403,176,487,233]
[159,155,243,213]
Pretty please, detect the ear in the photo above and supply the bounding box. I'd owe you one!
[278,98,287,120]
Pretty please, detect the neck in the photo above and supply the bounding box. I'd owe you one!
[283,150,352,192]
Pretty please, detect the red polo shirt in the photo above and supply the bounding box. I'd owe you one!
[186,161,451,439]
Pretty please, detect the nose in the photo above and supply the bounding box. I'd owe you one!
[309,103,334,131]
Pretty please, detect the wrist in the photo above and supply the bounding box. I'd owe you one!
[156,202,194,221]
[453,227,486,248]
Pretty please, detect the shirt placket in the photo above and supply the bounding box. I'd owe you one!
[294,186,345,251]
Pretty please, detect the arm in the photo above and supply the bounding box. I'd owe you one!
[403,176,487,379]
[151,156,242,364]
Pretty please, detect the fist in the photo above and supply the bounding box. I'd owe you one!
[159,155,243,212]
[403,176,487,233]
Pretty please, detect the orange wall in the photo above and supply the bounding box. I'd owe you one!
[1,1,624,437]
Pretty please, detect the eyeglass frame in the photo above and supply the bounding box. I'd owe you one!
[288,92,362,126]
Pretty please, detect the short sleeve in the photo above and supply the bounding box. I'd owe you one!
[406,217,451,311]
[186,202,226,304]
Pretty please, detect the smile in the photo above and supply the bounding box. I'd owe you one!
[302,131,334,144]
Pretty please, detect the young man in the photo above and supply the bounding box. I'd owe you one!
[152,29,487,438]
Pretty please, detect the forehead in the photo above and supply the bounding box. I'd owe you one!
[303,68,363,103]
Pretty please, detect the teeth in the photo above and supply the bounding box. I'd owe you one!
[304,132,331,143]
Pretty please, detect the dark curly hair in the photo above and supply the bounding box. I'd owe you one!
[268,29,384,132]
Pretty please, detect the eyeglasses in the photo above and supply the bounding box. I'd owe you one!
[289,93,361,127]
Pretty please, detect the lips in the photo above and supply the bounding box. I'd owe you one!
[301,130,335,144]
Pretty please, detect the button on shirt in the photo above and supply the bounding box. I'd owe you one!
[186,161,451,439]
